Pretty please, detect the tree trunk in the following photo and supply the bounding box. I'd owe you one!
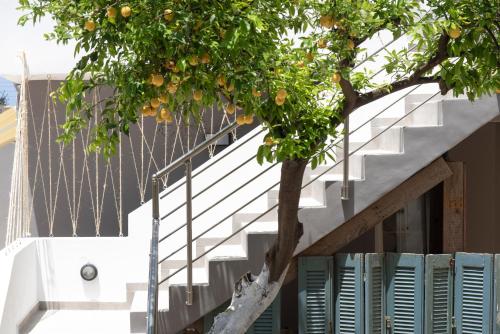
[209,158,308,333]
[266,158,308,281]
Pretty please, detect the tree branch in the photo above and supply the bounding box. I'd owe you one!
[355,33,451,111]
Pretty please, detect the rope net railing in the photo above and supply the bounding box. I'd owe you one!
[5,60,247,244]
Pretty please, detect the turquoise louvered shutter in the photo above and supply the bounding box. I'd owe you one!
[424,254,453,334]
[298,256,334,334]
[495,255,500,334]
[365,253,385,334]
[385,253,424,334]
[247,293,281,334]
[454,252,494,334]
[334,253,364,334]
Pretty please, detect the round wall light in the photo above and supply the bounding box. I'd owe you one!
[80,263,98,281]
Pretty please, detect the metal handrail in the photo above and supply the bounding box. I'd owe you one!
[159,89,442,285]
[146,121,239,334]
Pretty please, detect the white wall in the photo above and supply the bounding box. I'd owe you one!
[0,240,40,333]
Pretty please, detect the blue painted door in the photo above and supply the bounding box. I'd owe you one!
[365,253,385,334]
[334,253,364,334]
[247,293,281,334]
[454,252,494,334]
[424,254,453,334]
[495,255,500,334]
[385,253,424,334]
[298,256,334,334]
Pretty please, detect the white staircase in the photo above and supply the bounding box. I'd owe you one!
[126,87,499,333]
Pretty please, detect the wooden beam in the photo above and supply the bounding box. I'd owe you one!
[443,162,465,253]
[285,157,452,284]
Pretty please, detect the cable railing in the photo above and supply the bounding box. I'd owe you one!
[158,85,440,286]
[146,27,431,334]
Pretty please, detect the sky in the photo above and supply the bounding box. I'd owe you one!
[0,0,77,78]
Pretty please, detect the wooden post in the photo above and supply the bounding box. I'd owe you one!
[443,162,465,253]
[374,223,384,252]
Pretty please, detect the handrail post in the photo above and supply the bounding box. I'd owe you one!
[147,176,160,334]
[341,116,350,200]
[185,159,193,306]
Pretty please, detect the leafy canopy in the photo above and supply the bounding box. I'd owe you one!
[19,0,499,160]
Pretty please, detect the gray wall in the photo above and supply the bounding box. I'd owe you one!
[0,142,15,249]
[25,80,254,237]
[446,119,500,253]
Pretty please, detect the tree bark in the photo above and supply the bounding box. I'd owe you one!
[209,158,307,333]
[265,158,308,282]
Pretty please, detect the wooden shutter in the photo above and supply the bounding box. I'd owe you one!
[247,293,281,334]
[424,254,453,334]
[385,253,424,334]
[334,253,364,334]
[454,252,494,333]
[364,253,385,334]
[495,254,500,334]
[298,256,333,334]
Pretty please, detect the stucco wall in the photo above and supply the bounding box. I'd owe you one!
[446,118,500,253]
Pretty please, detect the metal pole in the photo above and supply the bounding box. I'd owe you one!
[185,159,193,306]
[147,176,160,334]
[341,116,350,200]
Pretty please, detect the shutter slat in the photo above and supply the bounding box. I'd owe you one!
[365,253,384,334]
[386,253,424,334]
[424,254,453,334]
[454,252,494,334]
[334,253,364,334]
[299,256,333,334]
[247,293,281,334]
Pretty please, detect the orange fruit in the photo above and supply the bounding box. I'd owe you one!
[236,114,246,125]
[167,82,178,94]
[295,61,305,68]
[317,39,328,49]
[121,6,131,18]
[265,137,274,146]
[332,72,342,83]
[449,27,461,39]
[188,55,199,66]
[244,115,254,125]
[217,75,226,87]
[193,90,203,102]
[347,39,355,50]
[164,9,174,22]
[275,96,285,106]
[226,104,236,115]
[164,60,175,70]
[142,105,152,115]
[319,15,334,29]
[151,74,164,87]
[84,21,96,32]
[159,94,168,103]
[225,82,235,92]
[276,89,287,99]
[160,108,173,123]
[107,7,117,18]
[252,87,262,97]
[200,53,210,64]
[150,98,161,109]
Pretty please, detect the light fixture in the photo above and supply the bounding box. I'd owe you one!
[80,263,98,281]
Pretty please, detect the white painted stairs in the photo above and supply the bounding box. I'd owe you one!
[126,86,499,333]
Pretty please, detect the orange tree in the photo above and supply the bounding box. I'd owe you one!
[20,0,498,332]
